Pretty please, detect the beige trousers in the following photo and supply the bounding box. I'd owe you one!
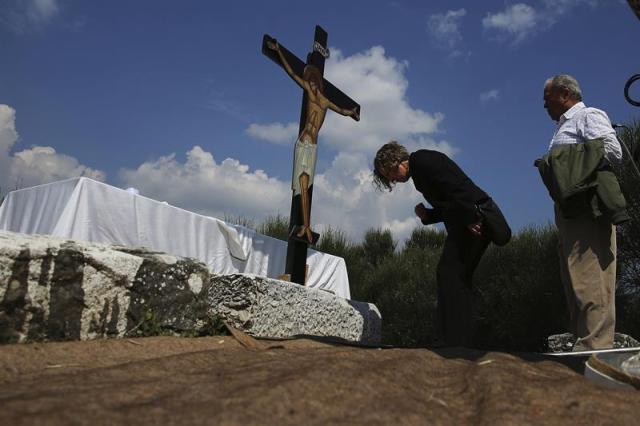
[555,205,616,351]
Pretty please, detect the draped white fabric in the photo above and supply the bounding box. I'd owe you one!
[0,177,350,299]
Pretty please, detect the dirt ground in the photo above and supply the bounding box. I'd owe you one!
[1,336,639,425]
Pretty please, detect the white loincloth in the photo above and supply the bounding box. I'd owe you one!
[291,140,317,195]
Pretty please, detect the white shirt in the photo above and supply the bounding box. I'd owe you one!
[548,102,623,163]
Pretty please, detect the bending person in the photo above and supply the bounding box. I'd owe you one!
[373,141,511,347]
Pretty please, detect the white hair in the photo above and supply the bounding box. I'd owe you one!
[545,74,583,101]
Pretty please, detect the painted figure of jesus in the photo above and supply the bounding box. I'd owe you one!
[267,39,360,244]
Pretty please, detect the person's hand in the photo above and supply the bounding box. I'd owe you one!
[414,203,429,221]
[351,107,360,121]
[266,39,279,50]
[468,220,483,237]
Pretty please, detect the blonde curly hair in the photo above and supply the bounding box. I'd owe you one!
[372,141,409,192]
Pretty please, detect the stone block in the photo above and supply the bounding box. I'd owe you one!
[0,231,382,345]
[208,274,381,345]
[0,231,215,343]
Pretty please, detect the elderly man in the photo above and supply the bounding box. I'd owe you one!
[539,74,628,351]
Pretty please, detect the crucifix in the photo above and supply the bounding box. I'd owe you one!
[262,25,360,285]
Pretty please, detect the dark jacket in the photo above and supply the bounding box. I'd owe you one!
[536,139,629,224]
[409,150,489,227]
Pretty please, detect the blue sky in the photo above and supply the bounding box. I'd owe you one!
[1,0,639,243]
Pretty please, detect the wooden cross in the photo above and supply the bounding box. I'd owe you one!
[262,25,360,285]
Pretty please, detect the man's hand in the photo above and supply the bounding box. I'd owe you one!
[414,203,429,222]
[266,39,279,50]
[351,107,360,121]
[468,220,483,237]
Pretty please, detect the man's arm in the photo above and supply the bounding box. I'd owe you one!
[266,40,306,89]
[323,97,360,121]
[583,109,623,163]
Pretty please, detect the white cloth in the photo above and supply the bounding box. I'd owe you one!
[292,140,317,194]
[0,177,350,299]
[548,102,622,163]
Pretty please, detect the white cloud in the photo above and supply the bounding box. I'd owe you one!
[245,122,298,145]
[0,0,60,33]
[482,3,538,43]
[542,0,599,17]
[10,147,105,189]
[247,46,446,157]
[383,217,424,242]
[483,1,601,44]
[409,136,459,158]
[428,9,467,50]
[480,89,500,102]
[0,104,105,194]
[0,105,19,191]
[204,83,252,123]
[0,105,18,154]
[322,46,445,154]
[28,0,59,22]
[119,146,290,222]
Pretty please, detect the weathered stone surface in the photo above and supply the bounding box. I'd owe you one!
[1,231,381,345]
[0,231,216,342]
[547,332,640,352]
[208,274,381,344]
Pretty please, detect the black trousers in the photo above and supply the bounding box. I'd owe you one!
[435,198,511,347]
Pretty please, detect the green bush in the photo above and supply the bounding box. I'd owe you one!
[316,226,351,258]
[329,226,443,347]
[224,214,255,230]
[258,214,290,241]
[403,226,446,251]
[614,120,640,338]
[473,225,565,351]
[372,244,441,347]
[362,228,396,267]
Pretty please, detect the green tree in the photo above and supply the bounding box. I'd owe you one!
[223,214,255,230]
[362,228,396,267]
[258,214,290,241]
[403,226,446,251]
[614,120,640,338]
[368,244,441,347]
[473,225,565,351]
[316,226,350,258]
